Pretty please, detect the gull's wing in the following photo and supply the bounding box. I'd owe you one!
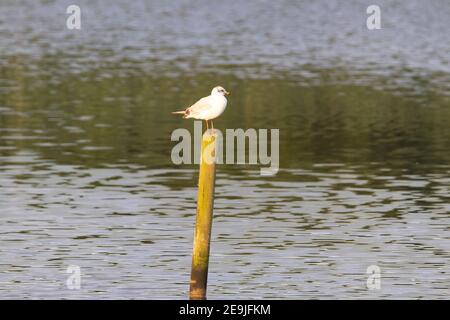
[185,96,212,118]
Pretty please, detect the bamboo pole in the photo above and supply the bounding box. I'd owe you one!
[189,129,218,300]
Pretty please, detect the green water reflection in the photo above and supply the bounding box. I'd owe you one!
[1,63,449,173]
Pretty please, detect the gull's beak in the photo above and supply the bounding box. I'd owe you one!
[225,91,230,96]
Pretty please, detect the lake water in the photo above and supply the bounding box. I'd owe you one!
[0,0,449,299]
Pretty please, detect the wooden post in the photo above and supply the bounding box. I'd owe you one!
[189,130,217,300]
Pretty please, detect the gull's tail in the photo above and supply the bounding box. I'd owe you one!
[171,109,190,118]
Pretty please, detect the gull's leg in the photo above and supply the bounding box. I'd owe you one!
[211,120,214,131]
[205,120,209,131]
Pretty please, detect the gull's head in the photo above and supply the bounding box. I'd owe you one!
[211,86,230,97]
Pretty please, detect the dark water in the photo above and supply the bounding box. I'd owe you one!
[0,0,449,299]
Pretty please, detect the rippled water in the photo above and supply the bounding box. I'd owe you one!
[0,0,449,299]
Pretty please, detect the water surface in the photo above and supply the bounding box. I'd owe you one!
[0,0,449,299]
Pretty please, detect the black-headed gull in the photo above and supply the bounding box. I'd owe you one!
[172,86,230,130]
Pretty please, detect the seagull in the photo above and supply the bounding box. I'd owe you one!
[172,86,230,130]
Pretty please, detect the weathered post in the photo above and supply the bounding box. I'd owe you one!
[189,129,218,300]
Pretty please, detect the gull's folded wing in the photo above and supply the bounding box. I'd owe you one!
[185,97,212,118]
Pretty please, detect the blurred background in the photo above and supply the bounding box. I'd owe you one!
[0,0,449,299]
